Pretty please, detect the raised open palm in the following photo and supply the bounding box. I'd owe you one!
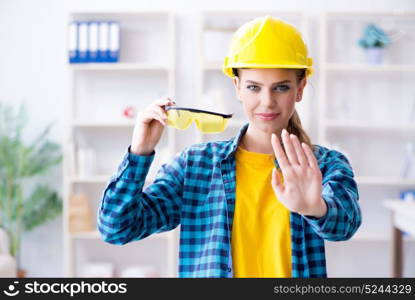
[271,129,327,218]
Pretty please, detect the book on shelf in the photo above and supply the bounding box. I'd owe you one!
[68,20,120,63]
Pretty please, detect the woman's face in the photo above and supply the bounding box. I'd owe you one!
[233,68,306,134]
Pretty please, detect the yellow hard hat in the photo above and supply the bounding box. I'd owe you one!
[222,16,313,78]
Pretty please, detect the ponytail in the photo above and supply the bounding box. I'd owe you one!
[287,68,314,151]
[287,109,313,151]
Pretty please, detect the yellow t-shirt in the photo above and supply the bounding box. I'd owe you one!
[232,146,292,277]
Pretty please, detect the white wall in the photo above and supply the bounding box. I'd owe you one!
[1,0,414,277]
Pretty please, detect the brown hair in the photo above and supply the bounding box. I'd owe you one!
[233,68,314,150]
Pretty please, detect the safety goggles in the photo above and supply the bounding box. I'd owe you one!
[165,106,233,133]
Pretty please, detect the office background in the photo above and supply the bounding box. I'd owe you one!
[1,0,415,277]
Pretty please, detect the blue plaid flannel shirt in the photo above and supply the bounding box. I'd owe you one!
[98,123,361,277]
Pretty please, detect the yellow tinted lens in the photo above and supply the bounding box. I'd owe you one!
[194,112,228,133]
[167,109,193,130]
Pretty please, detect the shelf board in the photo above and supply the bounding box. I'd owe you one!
[70,231,101,239]
[203,26,238,32]
[70,176,112,184]
[346,232,415,242]
[355,176,415,187]
[383,199,415,216]
[70,62,171,71]
[350,232,388,241]
[70,11,172,18]
[70,230,172,240]
[202,61,222,70]
[324,10,415,17]
[325,120,415,132]
[325,63,415,72]
[72,120,135,128]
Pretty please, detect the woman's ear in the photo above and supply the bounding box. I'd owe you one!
[232,76,242,102]
[296,78,307,102]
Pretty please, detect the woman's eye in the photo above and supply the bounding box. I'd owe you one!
[247,85,260,91]
[274,85,290,92]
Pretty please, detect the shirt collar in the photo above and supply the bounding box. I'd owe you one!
[221,122,283,170]
[221,122,249,160]
[221,122,319,169]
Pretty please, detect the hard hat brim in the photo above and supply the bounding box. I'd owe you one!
[223,63,313,78]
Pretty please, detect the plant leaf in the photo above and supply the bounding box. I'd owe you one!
[22,185,62,232]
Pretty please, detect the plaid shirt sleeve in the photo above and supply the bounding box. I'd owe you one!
[97,145,185,245]
[302,148,361,241]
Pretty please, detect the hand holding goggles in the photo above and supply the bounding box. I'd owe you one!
[165,106,233,134]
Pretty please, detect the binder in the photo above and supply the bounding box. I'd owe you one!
[88,21,99,62]
[98,21,110,62]
[78,22,89,63]
[108,21,120,62]
[68,19,121,63]
[68,21,79,63]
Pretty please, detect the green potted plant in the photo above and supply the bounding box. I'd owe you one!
[0,102,63,276]
[358,23,391,64]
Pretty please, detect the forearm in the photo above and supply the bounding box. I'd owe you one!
[303,187,361,241]
[97,145,184,245]
[97,149,154,244]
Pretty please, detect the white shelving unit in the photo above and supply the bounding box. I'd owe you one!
[319,11,415,276]
[196,11,312,144]
[63,11,178,277]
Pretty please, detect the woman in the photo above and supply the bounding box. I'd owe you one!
[98,16,361,278]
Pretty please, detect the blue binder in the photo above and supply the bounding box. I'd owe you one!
[68,20,120,63]
[78,21,89,63]
[108,21,120,63]
[68,21,79,63]
[88,21,99,62]
[98,21,110,62]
